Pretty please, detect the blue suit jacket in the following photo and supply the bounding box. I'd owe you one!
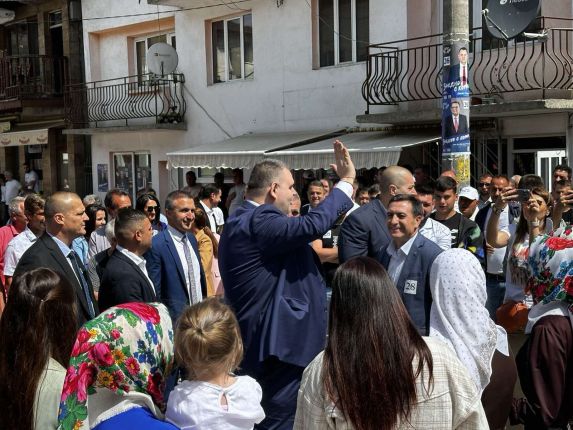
[338,199,391,263]
[219,189,353,369]
[145,228,206,322]
[381,233,443,335]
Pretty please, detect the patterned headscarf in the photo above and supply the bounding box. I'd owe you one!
[57,303,174,430]
[429,248,499,393]
[527,226,573,332]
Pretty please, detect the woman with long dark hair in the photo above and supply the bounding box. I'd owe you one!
[294,257,487,429]
[136,193,166,234]
[0,268,78,430]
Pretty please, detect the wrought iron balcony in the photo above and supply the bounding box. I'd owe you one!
[0,55,67,110]
[362,17,573,112]
[65,73,186,129]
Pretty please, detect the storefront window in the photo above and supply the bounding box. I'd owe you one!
[113,152,152,203]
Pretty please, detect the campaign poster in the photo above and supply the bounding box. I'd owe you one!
[442,42,470,155]
[97,164,109,192]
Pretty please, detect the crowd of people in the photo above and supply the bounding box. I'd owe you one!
[0,142,571,430]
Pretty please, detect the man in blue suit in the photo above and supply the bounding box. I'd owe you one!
[339,165,416,262]
[219,141,355,430]
[381,194,443,335]
[146,190,206,323]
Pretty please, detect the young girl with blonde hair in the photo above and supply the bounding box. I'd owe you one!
[166,297,265,429]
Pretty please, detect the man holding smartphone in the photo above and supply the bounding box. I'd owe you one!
[551,179,573,226]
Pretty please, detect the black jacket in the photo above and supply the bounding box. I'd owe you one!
[98,249,157,312]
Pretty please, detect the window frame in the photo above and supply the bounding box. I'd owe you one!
[314,0,369,68]
[208,12,253,84]
[133,30,176,83]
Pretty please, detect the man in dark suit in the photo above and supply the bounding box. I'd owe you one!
[381,194,443,335]
[145,190,206,323]
[448,46,470,85]
[14,192,98,326]
[98,208,156,312]
[219,141,355,430]
[339,165,416,262]
[444,100,469,137]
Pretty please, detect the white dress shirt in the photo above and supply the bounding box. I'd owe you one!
[199,200,218,232]
[419,218,451,251]
[386,232,419,285]
[167,225,202,302]
[3,227,38,276]
[3,179,20,203]
[115,245,154,289]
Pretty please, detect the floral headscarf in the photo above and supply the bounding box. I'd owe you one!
[57,303,174,430]
[527,226,573,333]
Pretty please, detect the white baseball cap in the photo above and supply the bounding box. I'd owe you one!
[458,186,479,201]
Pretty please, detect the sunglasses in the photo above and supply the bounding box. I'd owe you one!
[146,206,159,213]
[478,182,491,187]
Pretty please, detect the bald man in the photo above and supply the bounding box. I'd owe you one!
[14,192,98,325]
[339,165,417,262]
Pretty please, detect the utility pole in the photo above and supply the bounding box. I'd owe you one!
[442,0,470,188]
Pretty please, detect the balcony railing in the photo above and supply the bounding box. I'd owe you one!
[362,17,573,111]
[65,73,186,128]
[0,55,68,101]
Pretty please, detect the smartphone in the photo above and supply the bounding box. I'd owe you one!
[516,189,532,202]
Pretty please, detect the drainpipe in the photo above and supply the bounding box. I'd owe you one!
[442,0,470,188]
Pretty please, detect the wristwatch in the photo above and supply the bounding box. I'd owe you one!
[492,205,503,215]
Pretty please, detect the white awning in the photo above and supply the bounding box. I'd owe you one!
[0,128,50,147]
[167,130,342,169]
[267,131,440,170]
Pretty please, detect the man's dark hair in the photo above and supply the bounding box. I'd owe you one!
[435,176,457,194]
[451,100,460,108]
[186,170,196,179]
[553,164,572,180]
[247,159,288,198]
[357,187,369,195]
[165,190,193,210]
[198,184,221,200]
[415,183,434,196]
[491,174,510,183]
[368,184,380,197]
[114,208,147,243]
[388,194,424,218]
[308,180,325,190]
[104,189,130,210]
[459,47,468,53]
[518,174,544,191]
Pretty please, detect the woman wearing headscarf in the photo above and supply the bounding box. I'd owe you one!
[294,257,488,430]
[57,302,178,430]
[510,226,573,428]
[429,248,517,429]
[0,268,78,430]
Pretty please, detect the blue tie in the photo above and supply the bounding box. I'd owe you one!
[68,250,96,318]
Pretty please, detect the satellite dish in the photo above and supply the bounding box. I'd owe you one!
[146,43,178,76]
[483,0,541,40]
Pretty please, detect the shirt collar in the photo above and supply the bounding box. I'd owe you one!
[246,199,260,207]
[388,232,418,257]
[167,224,187,242]
[23,226,38,241]
[116,245,146,266]
[47,232,73,257]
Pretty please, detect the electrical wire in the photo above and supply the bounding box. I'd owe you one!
[180,83,232,139]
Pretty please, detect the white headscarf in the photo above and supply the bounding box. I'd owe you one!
[429,248,499,393]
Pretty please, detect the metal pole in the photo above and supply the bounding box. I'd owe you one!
[442,0,471,188]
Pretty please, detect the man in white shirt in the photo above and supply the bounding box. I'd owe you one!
[182,170,202,198]
[23,163,39,193]
[381,194,443,334]
[3,171,20,204]
[415,183,451,250]
[198,184,224,233]
[3,194,45,288]
[98,207,156,311]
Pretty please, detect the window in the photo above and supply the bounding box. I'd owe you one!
[318,0,369,67]
[113,152,152,202]
[135,32,176,84]
[211,13,254,83]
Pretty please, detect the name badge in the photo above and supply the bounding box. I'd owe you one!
[404,280,417,295]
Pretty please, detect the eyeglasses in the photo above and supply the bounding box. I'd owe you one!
[478,182,491,187]
[146,206,159,213]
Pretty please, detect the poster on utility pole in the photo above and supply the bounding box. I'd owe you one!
[442,42,470,155]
